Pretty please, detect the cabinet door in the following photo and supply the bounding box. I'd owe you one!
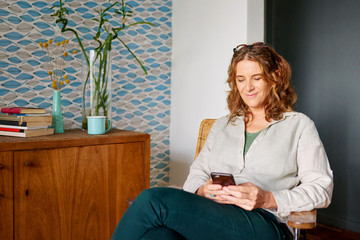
[14,142,146,240]
[0,151,13,240]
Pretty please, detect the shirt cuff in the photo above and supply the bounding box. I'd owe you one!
[272,190,292,217]
[183,179,204,194]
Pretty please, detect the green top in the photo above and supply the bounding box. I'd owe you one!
[244,130,262,156]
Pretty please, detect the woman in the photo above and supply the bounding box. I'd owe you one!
[111,43,333,240]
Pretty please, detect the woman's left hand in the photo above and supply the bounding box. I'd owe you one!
[215,182,278,211]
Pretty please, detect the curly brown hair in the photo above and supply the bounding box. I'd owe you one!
[226,43,297,123]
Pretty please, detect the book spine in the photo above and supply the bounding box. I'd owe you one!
[0,116,52,122]
[0,127,23,132]
[0,124,49,130]
[0,120,26,126]
[0,130,25,137]
[9,113,51,116]
[1,107,22,114]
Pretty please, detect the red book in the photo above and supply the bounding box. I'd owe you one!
[0,127,22,132]
[1,107,46,114]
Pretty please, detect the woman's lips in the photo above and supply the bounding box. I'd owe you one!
[246,93,258,98]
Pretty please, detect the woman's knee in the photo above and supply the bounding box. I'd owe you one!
[134,188,155,205]
[134,187,172,205]
[134,187,186,208]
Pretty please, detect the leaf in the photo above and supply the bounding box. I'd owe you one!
[50,5,59,10]
[125,21,158,28]
[117,36,148,75]
[104,2,118,13]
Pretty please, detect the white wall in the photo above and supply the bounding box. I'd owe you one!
[247,0,265,43]
[170,0,264,186]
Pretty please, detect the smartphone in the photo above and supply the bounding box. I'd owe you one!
[210,172,236,186]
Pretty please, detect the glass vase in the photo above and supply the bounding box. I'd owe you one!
[81,51,90,129]
[52,90,64,133]
[82,49,112,130]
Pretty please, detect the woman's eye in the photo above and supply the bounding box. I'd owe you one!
[254,77,262,81]
[237,79,244,82]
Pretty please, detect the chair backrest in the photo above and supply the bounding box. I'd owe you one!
[195,119,216,158]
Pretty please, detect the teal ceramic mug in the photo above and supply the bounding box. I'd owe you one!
[87,116,111,135]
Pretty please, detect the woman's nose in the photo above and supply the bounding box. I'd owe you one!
[245,80,254,91]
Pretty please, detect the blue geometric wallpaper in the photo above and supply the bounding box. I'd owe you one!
[0,0,172,187]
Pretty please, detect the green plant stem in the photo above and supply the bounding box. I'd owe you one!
[51,0,157,128]
[91,47,110,117]
[116,37,147,74]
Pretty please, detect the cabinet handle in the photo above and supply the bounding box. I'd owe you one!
[25,162,33,167]
[126,198,135,207]
[0,194,3,199]
[0,164,4,169]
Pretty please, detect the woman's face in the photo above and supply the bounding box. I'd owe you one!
[235,60,270,112]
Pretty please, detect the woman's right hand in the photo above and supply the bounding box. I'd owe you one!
[196,180,229,200]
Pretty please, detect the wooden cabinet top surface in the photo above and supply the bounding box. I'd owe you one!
[0,129,150,151]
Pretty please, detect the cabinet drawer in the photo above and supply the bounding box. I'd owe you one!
[13,142,146,240]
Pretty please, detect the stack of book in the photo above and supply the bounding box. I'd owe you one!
[0,107,54,137]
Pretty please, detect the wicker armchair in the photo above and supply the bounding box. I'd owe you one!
[195,119,316,240]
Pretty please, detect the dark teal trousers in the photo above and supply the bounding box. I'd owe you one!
[111,187,292,240]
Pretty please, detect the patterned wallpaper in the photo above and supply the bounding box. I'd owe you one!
[0,0,172,187]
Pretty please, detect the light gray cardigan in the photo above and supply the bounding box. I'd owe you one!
[183,112,333,219]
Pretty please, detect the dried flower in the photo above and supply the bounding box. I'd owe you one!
[39,39,74,90]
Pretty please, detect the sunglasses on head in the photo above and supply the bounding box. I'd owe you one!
[233,42,277,67]
[233,42,268,53]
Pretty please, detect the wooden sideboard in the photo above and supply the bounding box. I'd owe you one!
[0,129,150,240]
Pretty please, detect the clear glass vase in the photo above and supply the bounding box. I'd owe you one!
[82,49,112,130]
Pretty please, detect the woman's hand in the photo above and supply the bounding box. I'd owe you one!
[217,182,278,211]
[196,180,230,199]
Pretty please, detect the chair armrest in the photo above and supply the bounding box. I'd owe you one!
[288,209,317,229]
